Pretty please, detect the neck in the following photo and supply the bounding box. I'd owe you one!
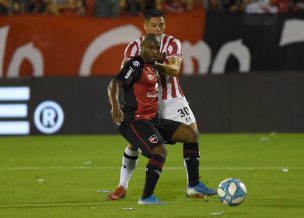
[141,56,151,64]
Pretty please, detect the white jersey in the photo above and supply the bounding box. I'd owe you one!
[124,34,184,101]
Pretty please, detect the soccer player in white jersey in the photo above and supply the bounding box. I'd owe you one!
[107,9,216,201]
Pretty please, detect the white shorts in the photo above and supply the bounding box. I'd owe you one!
[158,97,196,125]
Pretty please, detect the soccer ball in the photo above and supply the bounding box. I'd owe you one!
[217,178,247,206]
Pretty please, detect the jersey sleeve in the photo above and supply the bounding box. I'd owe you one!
[115,59,141,86]
[167,38,182,59]
[124,40,140,59]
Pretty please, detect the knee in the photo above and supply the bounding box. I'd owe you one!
[151,144,167,159]
[189,128,199,143]
[189,123,199,142]
[127,144,137,151]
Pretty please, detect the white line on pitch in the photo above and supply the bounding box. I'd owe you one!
[0,166,303,171]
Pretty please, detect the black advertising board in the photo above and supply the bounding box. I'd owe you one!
[1,74,304,135]
[0,77,118,135]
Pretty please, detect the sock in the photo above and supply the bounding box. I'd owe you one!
[142,154,165,199]
[118,147,138,189]
[183,143,200,186]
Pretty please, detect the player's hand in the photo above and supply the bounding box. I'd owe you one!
[157,52,167,63]
[111,107,124,125]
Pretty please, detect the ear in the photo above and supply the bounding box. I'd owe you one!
[143,22,148,32]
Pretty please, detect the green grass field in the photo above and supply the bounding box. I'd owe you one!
[0,134,304,218]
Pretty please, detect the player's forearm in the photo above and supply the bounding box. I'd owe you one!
[107,79,120,109]
[155,62,180,76]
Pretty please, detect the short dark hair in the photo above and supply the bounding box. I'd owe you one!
[141,33,160,46]
[144,9,164,21]
[140,33,160,47]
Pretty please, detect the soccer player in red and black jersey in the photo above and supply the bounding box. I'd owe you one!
[107,9,216,201]
[108,33,202,204]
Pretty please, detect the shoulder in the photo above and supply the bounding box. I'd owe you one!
[122,56,145,75]
[127,38,143,48]
[162,34,182,57]
[116,56,144,84]
[162,34,181,46]
[124,37,144,58]
[126,56,144,68]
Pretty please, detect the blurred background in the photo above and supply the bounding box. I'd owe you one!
[0,0,303,135]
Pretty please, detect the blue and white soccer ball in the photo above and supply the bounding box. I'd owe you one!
[217,178,247,206]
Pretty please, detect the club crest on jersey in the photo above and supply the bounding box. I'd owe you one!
[149,134,158,144]
[147,74,154,80]
[132,61,140,67]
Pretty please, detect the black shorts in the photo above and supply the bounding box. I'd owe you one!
[118,118,181,158]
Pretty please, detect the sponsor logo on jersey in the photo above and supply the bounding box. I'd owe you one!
[147,92,157,98]
[132,61,140,67]
[124,67,134,79]
[149,134,158,144]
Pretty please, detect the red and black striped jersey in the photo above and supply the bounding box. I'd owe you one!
[115,56,158,121]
